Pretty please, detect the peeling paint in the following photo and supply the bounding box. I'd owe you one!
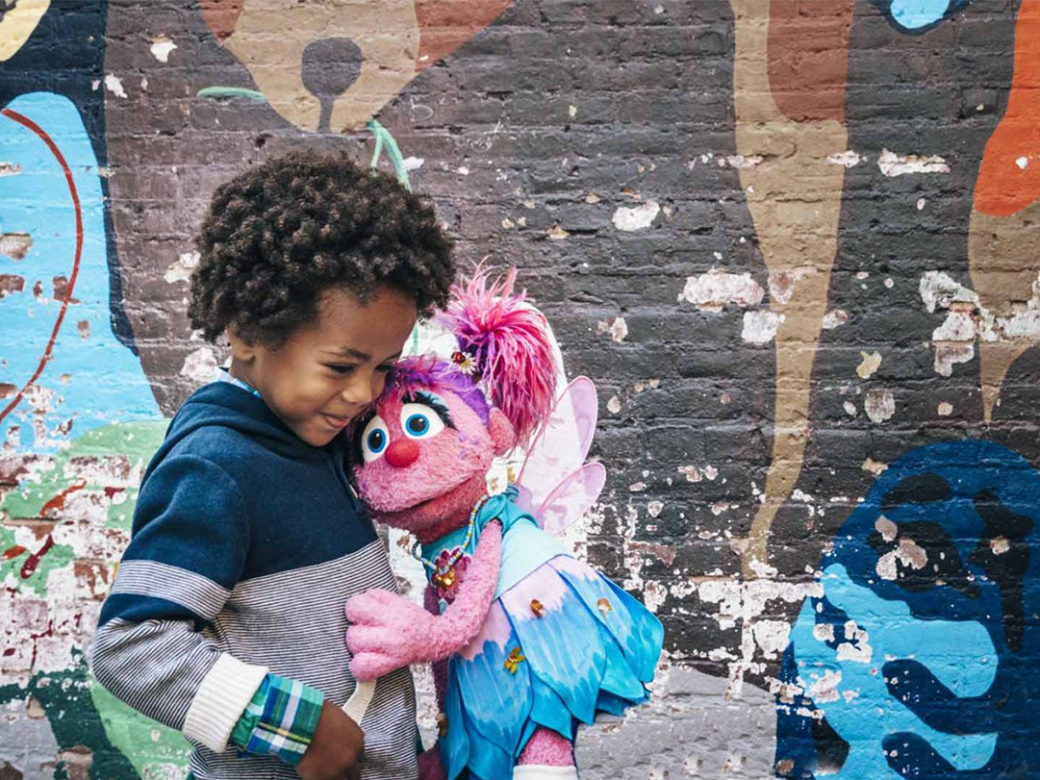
[856,351,881,380]
[822,309,849,329]
[741,310,784,344]
[163,251,199,285]
[611,200,660,232]
[864,388,895,423]
[677,270,765,311]
[104,74,126,98]
[178,348,218,385]
[877,148,950,177]
[596,316,628,343]
[149,37,177,63]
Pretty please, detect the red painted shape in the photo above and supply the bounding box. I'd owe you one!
[0,108,84,425]
[38,481,86,517]
[767,0,855,123]
[975,0,1040,216]
[416,0,512,71]
[20,534,55,579]
[2,545,27,560]
[103,486,125,499]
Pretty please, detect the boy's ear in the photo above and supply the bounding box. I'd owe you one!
[487,408,516,456]
[226,326,257,363]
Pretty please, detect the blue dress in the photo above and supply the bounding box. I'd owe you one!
[419,487,664,780]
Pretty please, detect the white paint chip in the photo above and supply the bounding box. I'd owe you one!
[741,310,784,344]
[827,150,862,168]
[164,250,200,285]
[678,270,765,311]
[856,351,882,380]
[150,38,178,63]
[403,156,425,171]
[180,347,219,384]
[877,149,950,177]
[937,402,953,417]
[104,73,127,98]
[822,309,849,330]
[612,200,660,232]
[597,317,629,343]
[865,388,895,423]
[1016,156,1029,170]
[607,395,622,414]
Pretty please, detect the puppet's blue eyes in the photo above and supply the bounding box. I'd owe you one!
[400,402,446,440]
[368,428,386,452]
[360,415,389,463]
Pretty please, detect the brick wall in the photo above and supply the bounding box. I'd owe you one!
[1,1,1038,778]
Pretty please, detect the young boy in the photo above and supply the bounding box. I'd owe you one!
[91,151,456,780]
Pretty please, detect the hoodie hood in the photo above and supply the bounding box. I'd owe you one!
[153,381,330,469]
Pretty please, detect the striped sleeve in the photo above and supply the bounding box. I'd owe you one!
[90,453,267,753]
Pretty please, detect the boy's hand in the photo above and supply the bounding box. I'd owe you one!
[296,701,364,780]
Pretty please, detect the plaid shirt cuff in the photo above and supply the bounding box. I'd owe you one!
[229,673,325,765]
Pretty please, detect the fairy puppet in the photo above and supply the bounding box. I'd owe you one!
[343,270,664,780]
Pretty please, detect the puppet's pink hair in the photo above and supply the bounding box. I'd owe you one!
[438,268,556,447]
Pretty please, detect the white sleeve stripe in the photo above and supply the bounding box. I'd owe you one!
[111,559,232,619]
[182,653,269,753]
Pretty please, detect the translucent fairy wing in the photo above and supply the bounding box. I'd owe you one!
[515,376,598,513]
[535,462,606,536]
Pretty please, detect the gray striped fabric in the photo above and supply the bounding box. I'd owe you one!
[93,541,418,780]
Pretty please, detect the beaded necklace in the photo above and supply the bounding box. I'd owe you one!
[412,494,491,590]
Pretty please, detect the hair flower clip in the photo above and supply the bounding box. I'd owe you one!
[451,350,478,377]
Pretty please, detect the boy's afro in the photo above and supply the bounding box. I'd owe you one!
[189,150,455,346]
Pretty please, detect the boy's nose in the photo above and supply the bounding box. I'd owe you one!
[385,439,419,469]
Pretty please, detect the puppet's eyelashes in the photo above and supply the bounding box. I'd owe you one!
[400,402,446,440]
[361,415,390,462]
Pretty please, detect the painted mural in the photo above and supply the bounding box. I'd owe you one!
[1,0,1038,778]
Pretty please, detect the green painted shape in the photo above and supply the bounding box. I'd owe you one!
[197,86,267,102]
[0,420,165,595]
[0,657,146,780]
[89,670,191,778]
[1,420,167,527]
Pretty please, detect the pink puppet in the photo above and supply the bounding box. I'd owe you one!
[345,270,664,780]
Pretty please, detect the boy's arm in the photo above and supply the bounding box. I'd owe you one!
[91,453,269,753]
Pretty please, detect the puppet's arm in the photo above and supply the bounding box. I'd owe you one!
[345,521,502,681]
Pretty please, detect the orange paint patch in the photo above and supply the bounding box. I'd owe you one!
[975,0,1040,217]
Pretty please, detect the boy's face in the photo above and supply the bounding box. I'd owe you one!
[229,286,417,447]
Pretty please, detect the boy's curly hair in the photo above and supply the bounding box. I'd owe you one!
[189,150,455,347]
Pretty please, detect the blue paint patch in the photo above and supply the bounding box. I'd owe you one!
[777,441,1040,779]
[0,92,159,450]
[872,0,968,32]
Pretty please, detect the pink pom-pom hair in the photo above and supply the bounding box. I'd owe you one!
[437,267,557,447]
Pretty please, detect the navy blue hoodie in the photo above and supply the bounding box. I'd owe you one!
[92,381,417,780]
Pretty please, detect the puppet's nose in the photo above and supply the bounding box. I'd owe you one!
[385,439,420,469]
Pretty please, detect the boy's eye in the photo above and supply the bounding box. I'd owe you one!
[328,364,357,375]
[360,415,389,463]
[400,403,445,441]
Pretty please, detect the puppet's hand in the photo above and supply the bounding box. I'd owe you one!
[345,589,436,679]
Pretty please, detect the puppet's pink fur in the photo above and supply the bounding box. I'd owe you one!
[346,521,502,680]
[518,728,575,766]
